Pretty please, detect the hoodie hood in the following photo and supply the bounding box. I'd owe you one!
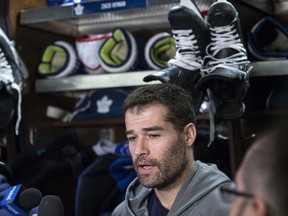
[112,160,231,216]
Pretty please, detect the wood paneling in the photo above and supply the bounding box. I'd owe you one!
[9,0,47,37]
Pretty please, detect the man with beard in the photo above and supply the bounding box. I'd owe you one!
[221,121,288,216]
[112,83,232,216]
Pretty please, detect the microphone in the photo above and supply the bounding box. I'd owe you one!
[19,188,43,209]
[38,195,64,216]
[0,184,42,216]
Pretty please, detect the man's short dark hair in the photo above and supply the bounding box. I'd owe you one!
[242,119,288,216]
[122,83,196,133]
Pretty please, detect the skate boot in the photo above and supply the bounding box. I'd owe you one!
[144,1,210,114]
[196,0,252,119]
[0,28,25,134]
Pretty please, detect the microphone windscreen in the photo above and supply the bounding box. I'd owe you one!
[38,195,64,216]
[19,188,43,209]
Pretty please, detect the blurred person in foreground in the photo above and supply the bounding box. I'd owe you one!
[220,120,288,216]
[112,83,232,216]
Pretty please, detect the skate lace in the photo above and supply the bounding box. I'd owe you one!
[203,18,250,74]
[0,47,13,83]
[0,47,22,135]
[169,29,203,70]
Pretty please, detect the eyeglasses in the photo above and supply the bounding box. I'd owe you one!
[220,182,254,203]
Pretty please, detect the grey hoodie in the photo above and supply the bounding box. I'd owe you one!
[112,160,232,216]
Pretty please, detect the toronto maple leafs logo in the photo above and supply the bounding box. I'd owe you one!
[74,3,84,16]
[97,95,113,114]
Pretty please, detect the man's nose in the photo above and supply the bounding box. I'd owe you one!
[134,136,149,156]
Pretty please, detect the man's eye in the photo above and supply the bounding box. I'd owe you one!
[127,136,136,142]
[148,134,160,138]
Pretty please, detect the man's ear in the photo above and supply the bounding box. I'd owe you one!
[184,123,196,147]
[251,197,268,216]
